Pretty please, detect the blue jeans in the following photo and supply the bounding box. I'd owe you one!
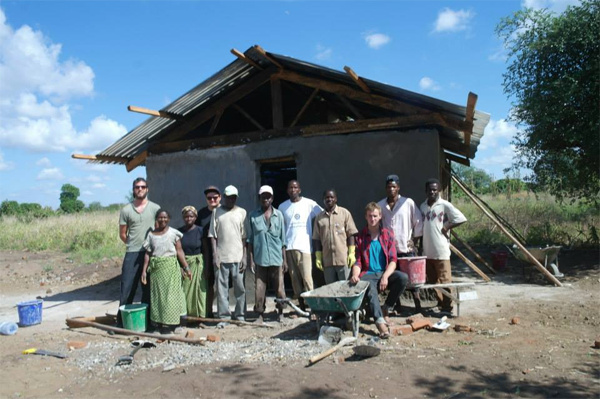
[361,270,408,324]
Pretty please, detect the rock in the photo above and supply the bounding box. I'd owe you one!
[67,341,88,350]
[510,317,520,325]
[594,338,600,349]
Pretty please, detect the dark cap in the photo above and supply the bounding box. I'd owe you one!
[386,174,400,185]
[203,185,220,195]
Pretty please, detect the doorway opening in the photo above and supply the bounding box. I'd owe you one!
[259,156,297,208]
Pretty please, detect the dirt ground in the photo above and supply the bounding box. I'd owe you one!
[0,249,599,399]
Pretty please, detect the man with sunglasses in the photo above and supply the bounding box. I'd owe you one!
[195,185,221,318]
[117,177,161,327]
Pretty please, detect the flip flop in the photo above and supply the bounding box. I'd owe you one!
[376,323,390,339]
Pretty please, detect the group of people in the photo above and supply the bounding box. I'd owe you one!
[117,174,466,337]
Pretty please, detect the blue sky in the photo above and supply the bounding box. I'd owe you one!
[0,0,578,208]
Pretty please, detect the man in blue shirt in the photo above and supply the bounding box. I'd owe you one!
[246,185,288,323]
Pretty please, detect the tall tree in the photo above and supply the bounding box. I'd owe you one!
[60,184,85,213]
[496,0,599,202]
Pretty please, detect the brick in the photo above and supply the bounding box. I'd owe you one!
[454,324,473,333]
[390,325,413,336]
[185,331,194,338]
[206,334,220,342]
[510,317,520,325]
[411,319,432,331]
[66,341,87,350]
[406,314,424,324]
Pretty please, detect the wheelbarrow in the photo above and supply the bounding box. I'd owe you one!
[300,280,369,338]
[507,245,563,278]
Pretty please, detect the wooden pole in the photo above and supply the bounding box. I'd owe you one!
[450,244,491,282]
[451,231,497,274]
[450,174,562,287]
[65,318,206,345]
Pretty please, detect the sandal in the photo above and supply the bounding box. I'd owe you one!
[376,322,390,339]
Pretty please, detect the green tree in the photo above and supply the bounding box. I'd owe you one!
[59,184,84,213]
[453,164,494,195]
[87,201,103,212]
[496,0,600,203]
[0,200,20,216]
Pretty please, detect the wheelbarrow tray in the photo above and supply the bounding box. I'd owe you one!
[301,281,369,313]
[513,246,561,264]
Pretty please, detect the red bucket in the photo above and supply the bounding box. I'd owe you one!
[398,256,427,288]
[491,251,509,270]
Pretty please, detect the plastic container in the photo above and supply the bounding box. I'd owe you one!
[0,321,18,335]
[17,299,43,326]
[119,303,148,332]
[491,251,509,270]
[398,256,427,288]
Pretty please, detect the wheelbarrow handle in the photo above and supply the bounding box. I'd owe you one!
[334,298,352,318]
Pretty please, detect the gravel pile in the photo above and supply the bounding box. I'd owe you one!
[69,335,324,378]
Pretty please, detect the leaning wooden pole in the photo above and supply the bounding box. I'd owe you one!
[451,231,497,274]
[450,174,562,287]
[450,244,491,282]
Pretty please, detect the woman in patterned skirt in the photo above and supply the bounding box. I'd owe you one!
[141,209,192,334]
[178,206,208,317]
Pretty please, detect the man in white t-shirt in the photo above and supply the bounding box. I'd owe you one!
[419,178,467,314]
[279,180,322,310]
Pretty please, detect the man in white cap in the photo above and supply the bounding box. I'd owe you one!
[246,185,287,323]
[209,185,247,321]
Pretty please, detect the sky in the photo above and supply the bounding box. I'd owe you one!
[0,0,579,209]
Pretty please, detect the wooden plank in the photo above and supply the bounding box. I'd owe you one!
[451,231,497,274]
[301,114,440,137]
[158,67,275,143]
[127,105,180,120]
[450,243,491,282]
[445,152,470,166]
[336,94,364,120]
[126,150,147,172]
[464,92,477,149]
[71,154,130,164]
[343,66,371,93]
[450,174,562,287]
[253,45,283,69]
[271,77,283,129]
[276,69,430,116]
[291,88,319,127]
[230,48,263,69]
[232,103,265,131]
[207,109,224,136]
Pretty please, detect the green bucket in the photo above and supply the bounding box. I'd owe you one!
[119,303,148,332]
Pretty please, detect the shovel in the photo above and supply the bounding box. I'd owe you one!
[115,340,156,366]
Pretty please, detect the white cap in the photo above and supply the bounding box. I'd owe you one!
[223,185,239,197]
[258,185,273,195]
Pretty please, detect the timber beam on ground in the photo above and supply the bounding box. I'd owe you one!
[157,67,277,143]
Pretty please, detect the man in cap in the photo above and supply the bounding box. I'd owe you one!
[246,185,288,323]
[195,185,221,317]
[279,180,322,310]
[313,189,358,284]
[209,185,247,321]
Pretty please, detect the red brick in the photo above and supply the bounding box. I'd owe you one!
[206,334,220,342]
[411,319,432,331]
[406,314,424,324]
[390,325,413,336]
[185,331,195,338]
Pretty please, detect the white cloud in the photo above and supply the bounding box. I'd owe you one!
[522,0,580,13]
[82,190,93,196]
[476,145,517,168]
[0,151,15,171]
[0,8,127,153]
[488,46,509,62]
[36,157,52,167]
[314,44,332,61]
[91,183,106,189]
[363,32,391,49]
[433,8,475,33]
[479,119,519,150]
[85,174,107,182]
[419,77,441,91]
[37,167,64,180]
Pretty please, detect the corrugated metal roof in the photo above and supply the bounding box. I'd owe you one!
[97,46,489,163]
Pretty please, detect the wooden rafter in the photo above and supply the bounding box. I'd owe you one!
[450,244,491,282]
[464,92,478,149]
[208,109,224,136]
[301,114,440,137]
[127,105,180,120]
[343,66,371,93]
[271,77,283,129]
[157,67,276,143]
[253,45,283,69]
[336,94,364,120]
[445,152,470,166]
[291,88,319,127]
[231,48,263,70]
[232,104,265,131]
[451,231,497,274]
[71,154,130,164]
[126,150,147,172]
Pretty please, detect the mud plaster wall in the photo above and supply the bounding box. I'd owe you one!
[146,129,440,227]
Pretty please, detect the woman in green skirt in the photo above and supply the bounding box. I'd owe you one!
[178,206,208,317]
[141,209,191,334]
